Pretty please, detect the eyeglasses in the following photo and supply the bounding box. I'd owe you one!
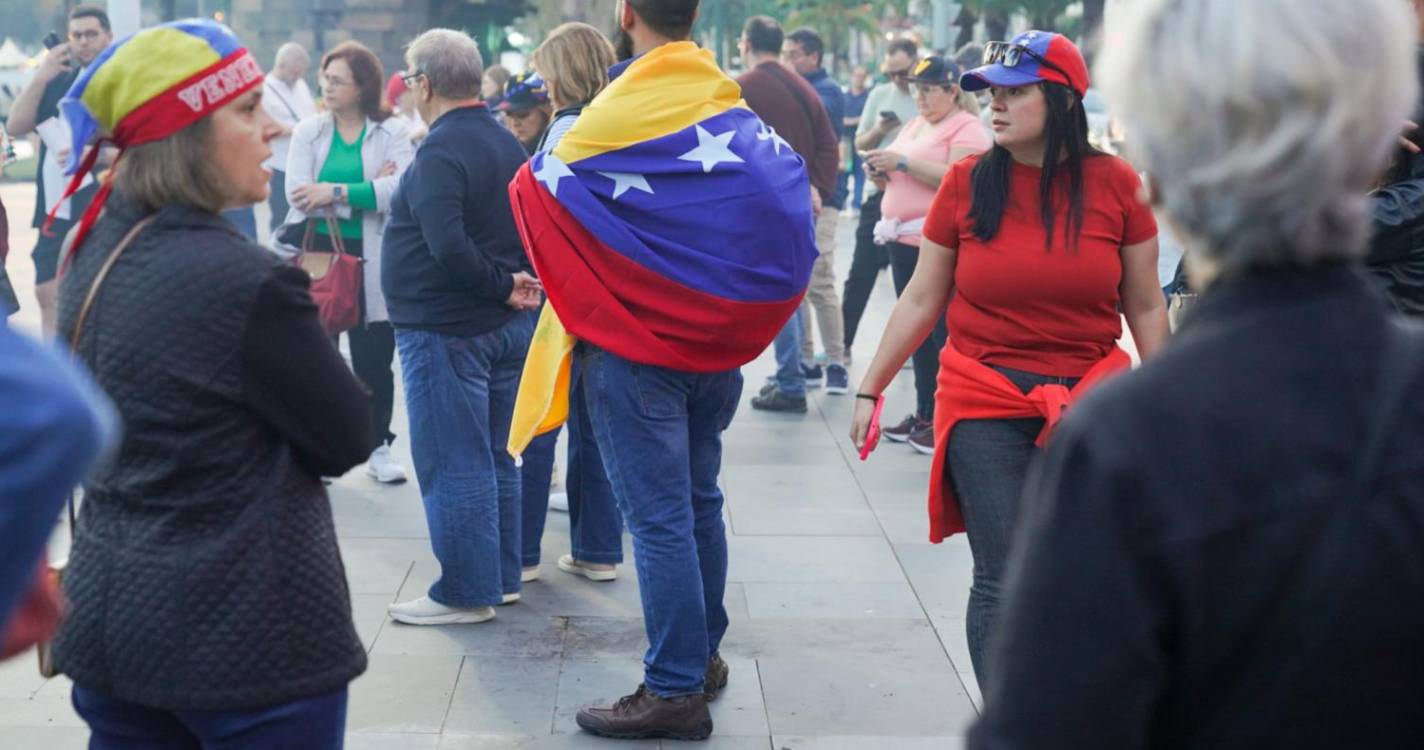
[69,30,104,42]
[401,70,426,86]
[983,41,1074,86]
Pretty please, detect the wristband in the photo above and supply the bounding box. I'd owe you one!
[855,393,879,402]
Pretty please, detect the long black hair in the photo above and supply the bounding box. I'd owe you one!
[967,82,1101,250]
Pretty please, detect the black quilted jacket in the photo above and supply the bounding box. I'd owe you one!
[53,195,371,710]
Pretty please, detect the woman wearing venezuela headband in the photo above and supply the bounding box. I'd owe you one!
[850,30,1169,690]
[51,21,371,746]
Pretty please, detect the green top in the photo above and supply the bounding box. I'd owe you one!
[315,124,377,240]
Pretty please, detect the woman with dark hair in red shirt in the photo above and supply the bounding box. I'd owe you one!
[850,31,1169,689]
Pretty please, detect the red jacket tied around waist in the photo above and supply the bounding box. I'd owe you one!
[927,343,1131,543]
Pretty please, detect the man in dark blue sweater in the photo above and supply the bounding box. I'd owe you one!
[381,28,543,627]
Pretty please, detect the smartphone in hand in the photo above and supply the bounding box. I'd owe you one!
[858,395,886,461]
[878,110,901,124]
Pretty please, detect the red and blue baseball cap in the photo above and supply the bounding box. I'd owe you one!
[960,30,1088,98]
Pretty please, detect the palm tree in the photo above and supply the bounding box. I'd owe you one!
[780,0,878,71]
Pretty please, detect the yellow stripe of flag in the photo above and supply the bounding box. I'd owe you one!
[552,41,747,165]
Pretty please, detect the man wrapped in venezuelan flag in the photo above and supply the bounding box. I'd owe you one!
[507,0,817,741]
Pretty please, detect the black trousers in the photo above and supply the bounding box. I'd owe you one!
[310,228,396,452]
[348,321,397,451]
[888,240,947,421]
[841,191,890,351]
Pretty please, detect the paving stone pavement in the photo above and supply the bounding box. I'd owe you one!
[1,182,981,748]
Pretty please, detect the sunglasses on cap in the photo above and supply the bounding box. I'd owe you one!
[982,41,1072,84]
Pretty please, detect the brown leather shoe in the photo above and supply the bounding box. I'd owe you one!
[704,654,729,700]
[575,684,713,741]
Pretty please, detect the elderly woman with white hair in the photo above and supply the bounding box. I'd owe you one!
[968,0,1424,748]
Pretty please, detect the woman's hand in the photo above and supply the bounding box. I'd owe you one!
[850,394,878,454]
[292,182,337,212]
[864,149,903,175]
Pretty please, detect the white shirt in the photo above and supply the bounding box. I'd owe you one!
[261,75,317,171]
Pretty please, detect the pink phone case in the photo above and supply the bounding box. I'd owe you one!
[859,395,886,461]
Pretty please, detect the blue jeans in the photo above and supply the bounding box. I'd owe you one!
[396,314,533,608]
[519,361,625,567]
[580,345,743,696]
[72,684,347,749]
[772,308,806,396]
[947,365,1079,690]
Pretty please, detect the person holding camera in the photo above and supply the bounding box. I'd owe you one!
[4,4,112,337]
[842,39,919,366]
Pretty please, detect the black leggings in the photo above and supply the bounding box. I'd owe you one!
[888,240,947,421]
[841,191,890,351]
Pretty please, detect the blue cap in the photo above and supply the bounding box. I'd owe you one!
[960,30,1089,97]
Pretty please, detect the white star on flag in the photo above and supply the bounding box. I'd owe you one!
[534,154,575,197]
[677,125,744,173]
[756,122,788,155]
[596,171,654,200]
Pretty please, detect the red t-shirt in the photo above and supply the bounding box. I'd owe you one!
[922,153,1157,377]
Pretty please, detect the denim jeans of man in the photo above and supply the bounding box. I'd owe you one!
[519,362,625,567]
[771,309,806,396]
[579,344,743,696]
[396,313,533,608]
[947,365,1079,690]
[72,684,347,750]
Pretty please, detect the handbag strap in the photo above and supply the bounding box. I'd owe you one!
[1206,320,1424,731]
[301,212,347,256]
[64,212,156,544]
[68,214,156,350]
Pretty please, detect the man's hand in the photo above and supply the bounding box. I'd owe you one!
[810,183,823,215]
[291,182,337,212]
[377,161,397,179]
[506,271,543,311]
[36,44,74,83]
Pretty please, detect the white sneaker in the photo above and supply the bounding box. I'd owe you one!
[558,554,617,582]
[548,491,569,513]
[387,596,494,625]
[521,566,541,582]
[501,592,521,605]
[365,443,408,484]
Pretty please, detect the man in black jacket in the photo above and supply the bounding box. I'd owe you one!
[381,28,543,627]
[1366,0,1424,315]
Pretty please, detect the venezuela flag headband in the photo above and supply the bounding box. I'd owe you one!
[47,19,263,261]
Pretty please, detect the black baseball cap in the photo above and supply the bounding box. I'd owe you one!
[906,55,961,86]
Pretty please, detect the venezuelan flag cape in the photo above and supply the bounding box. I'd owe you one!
[507,42,818,457]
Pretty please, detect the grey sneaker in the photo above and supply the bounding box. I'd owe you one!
[751,388,808,413]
